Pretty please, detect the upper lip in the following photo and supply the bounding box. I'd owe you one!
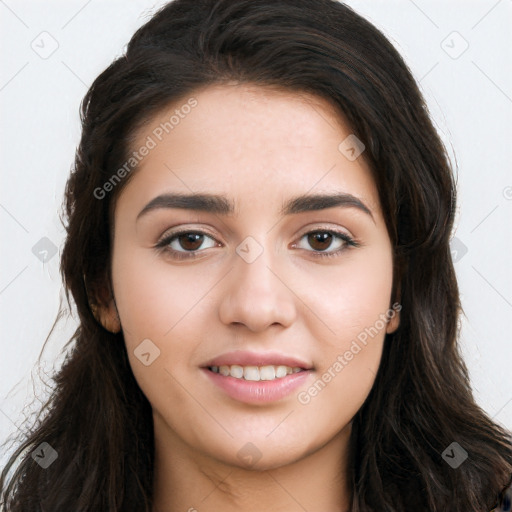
[201,350,313,370]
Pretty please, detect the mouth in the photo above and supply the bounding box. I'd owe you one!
[200,350,314,404]
[201,363,313,404]
[206,364,305,381]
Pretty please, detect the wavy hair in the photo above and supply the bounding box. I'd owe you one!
[2,0,511,510]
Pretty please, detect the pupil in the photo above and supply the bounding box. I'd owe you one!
[309,232,331,251]
[180,233,203,251]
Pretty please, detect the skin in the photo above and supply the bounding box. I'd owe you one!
[100,83,399,512]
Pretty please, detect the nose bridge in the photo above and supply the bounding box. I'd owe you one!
[218,234,296,331]
[235,234,277,293]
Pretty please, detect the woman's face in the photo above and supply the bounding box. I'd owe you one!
[108,83,399,470]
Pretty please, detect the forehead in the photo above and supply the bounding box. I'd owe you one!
[122,83,381,216]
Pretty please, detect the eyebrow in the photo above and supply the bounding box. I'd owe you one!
[136,191,374,221]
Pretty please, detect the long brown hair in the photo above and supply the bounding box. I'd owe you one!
[2,1,511,510]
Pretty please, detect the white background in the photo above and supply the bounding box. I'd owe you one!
[1,0,511,469]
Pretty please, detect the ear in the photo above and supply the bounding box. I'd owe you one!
[386,300,401,334]
[86,274,121,334]
[387,261,402,335]
[92,295,121,334]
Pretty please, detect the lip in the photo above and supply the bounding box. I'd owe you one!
[201,350,313,370]
[201,367,313,404]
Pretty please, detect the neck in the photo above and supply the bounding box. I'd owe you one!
[152,416,352,512]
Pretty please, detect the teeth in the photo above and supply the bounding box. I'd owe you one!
[230,365,244,379]
[211,364,304,381]
[275,365,288,378]
[244,366,260,381]
[259,365,275,381]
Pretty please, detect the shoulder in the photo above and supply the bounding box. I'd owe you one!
[491,475,512,512]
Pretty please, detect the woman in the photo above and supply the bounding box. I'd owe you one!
[1,0,511,510]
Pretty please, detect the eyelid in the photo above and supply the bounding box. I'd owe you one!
[155,228,220,255]
[156,223,219,242]
[294,223,355,242]
[155,223,359,260]
[290,226,359,257]
[157,222,354,243]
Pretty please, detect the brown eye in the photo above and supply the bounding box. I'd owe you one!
[156,230,219,260]
[307,232,334,251]
[294,229,357,258]
[176,233,205,251]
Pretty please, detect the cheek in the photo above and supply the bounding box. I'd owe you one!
[296,244,393,401]
[301,243,394,342]
[111,245,215,341]
[110,245,217,398]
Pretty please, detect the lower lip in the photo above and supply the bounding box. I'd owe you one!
[201,368,313,404]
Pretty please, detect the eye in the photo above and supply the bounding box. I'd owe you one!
[155,230,219,260]
[155,227,359,261]
[293,229,358,258]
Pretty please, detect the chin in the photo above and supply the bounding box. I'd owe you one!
[227,452,299,472]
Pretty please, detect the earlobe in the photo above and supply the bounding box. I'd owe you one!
[85,274,122,334]
[386,310,400,334]
[90,298,121,334]
[385,299,401,334]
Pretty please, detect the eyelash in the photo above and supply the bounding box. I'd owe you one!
[155,227,359,261]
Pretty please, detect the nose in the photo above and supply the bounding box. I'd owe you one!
[218,241,297,333]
